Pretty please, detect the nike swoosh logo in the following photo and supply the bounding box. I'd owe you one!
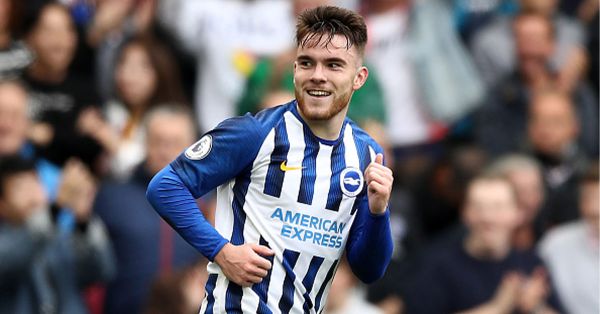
[280,161,304,171]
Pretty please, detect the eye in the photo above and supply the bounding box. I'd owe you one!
[329,63,342,69]
[299,60,312,67]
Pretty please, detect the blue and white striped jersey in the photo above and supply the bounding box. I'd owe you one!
[148,100,393,314]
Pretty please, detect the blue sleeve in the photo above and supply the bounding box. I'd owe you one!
[146,165,228,261]
[345,196,393,283]
[345,143,393,284]
[146,114,267,261]
[170,114,266,198]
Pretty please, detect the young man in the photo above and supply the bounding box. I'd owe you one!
[404,172,562,313]
[146,6,394,313]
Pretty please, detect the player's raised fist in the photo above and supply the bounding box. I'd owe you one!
[364,153,393,215]
[215,243,275,287]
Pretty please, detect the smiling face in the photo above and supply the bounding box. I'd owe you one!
[463,178,521,253]
[293,34,367,122]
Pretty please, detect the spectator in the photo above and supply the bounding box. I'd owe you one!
[23,2,105,171]
[471,0,587,91]
[159,0,295,132]
[0,155,114,314]
[475,13,598,157]
[0,78,60,199]
[538,162,599,314]
[403,172,562,313]
[364,0,483,175]
[0,0,32,78]
[93,105,203,314]
[488,154,545,249]
[325,259,383,314]
[527,90,590,231]
[449,0,518,44]
[86,0,157,100]
[143,260,208,314]
[101,35,187,179]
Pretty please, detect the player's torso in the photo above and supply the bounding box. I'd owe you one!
[207,108,374,313]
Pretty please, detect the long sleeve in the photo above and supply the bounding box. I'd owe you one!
[146,165,229,261]
[345,195,393,284]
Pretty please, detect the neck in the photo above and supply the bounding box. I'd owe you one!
[464,233,511,261]
[296,104,347,141]
[27,62,67,84]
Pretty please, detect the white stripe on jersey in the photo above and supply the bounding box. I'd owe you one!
[368,145,376,162]
[265,253,286,311]
[312,144,333,211]
[289,253,314,314]
[338,124,360,223]
[280,112,305,202]
[214,273,229,313]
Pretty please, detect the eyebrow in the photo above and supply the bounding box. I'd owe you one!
[296,55,348,65]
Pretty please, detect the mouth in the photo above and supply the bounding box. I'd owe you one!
[306,89,332,98]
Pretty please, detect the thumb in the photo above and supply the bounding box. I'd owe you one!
[374,153,384,165]
[251,244,274,256]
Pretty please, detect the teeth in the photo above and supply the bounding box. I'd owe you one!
[307,90,331,97]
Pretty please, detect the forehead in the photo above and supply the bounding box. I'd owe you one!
[296,34,359,62]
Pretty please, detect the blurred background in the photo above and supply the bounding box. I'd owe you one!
[0,0,597,313]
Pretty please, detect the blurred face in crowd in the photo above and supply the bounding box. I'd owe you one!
[514,15,554,66]
[506,168,544,224]
[519,0,558,16]
[294,34,367,122]
[0,82,28,155]
[463,178,521,254]
[115,42,158,109]
[580,180,599,235]
[528,93,578,157]
[145,112,195,175]
[27,4,77,75]
[0,171,47,225]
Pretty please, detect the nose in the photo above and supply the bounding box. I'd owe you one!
[310,63,327,84]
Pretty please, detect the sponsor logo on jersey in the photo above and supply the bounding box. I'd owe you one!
[280,160,303,171]
[185,134,212,160]
[340,167,363,197]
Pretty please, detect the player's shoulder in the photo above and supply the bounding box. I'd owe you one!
[346,119,384,154]
[253,100,295,128]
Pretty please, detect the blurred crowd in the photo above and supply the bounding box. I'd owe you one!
[0,0,597,313]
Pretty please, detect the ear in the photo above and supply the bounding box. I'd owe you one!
[352,66,368,91]
[293,61,297,85]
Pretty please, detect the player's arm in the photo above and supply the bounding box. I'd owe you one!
[345,153,393,284]
[146,114,273,286]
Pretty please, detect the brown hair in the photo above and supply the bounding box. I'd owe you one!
[116,35,187,110]
[296,6,367,56]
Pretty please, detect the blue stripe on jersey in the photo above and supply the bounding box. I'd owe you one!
[314,260,339,312]
[225,282,243,313]
[278,249,301,313]
[354,132,371,173]
[264,121,290,198]
[231,170,253,245]
[302,256,325,313]
[253,237,274,314]
[225,169,253,313]
[297,124,319,205]
[326,143,346,211]
[351,136,372,216]
[204,274,218,314]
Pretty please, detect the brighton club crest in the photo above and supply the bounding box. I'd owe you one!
[340,167,364,197]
